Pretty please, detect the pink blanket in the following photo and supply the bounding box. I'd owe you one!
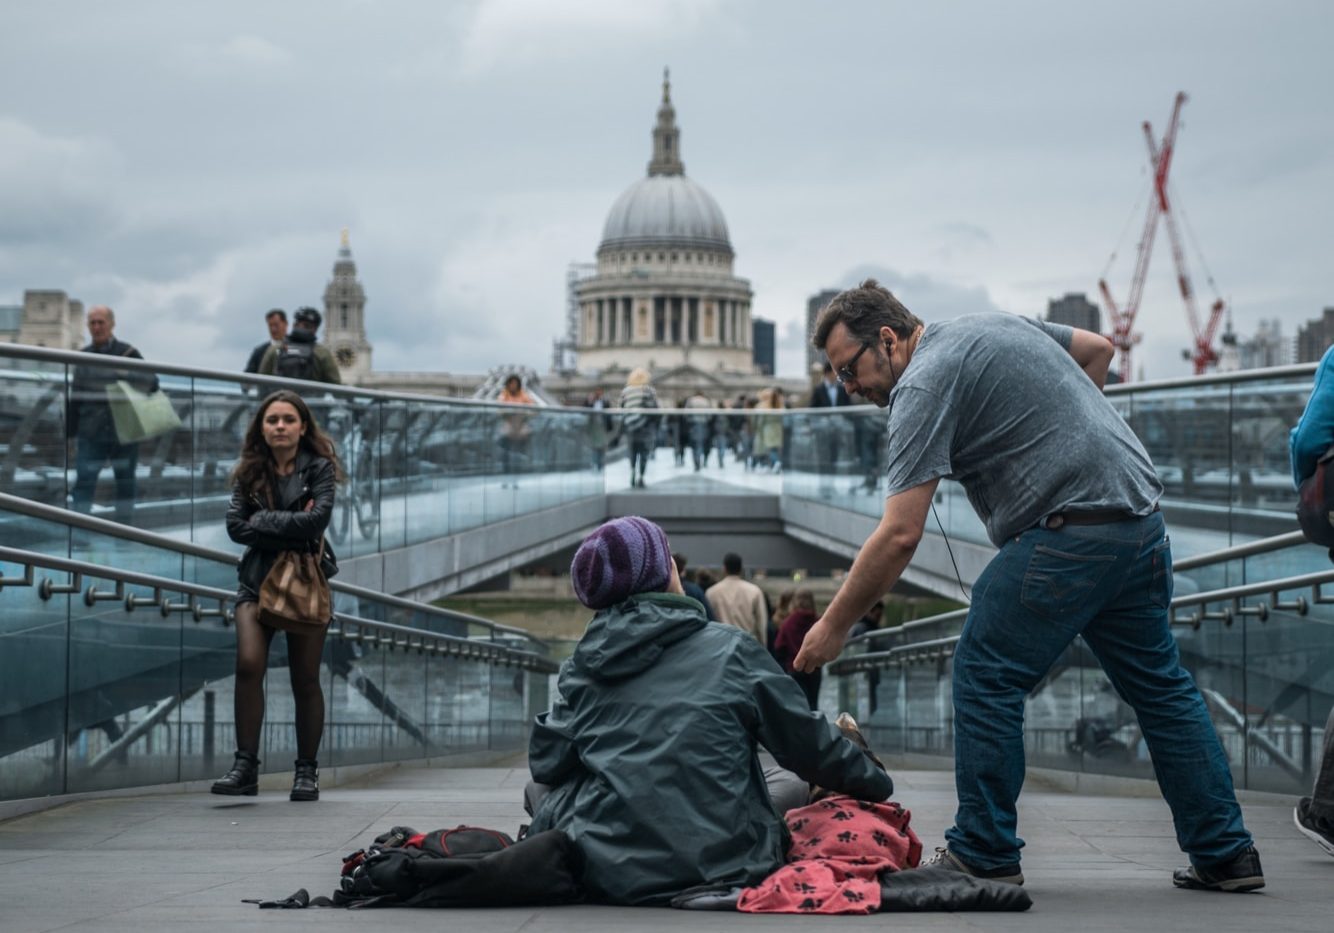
[738,797,922,914]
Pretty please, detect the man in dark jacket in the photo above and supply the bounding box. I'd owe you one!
[68,305,158,523]
[258,307,341,385]
[526,516,892,906]
[244,308,287,374]
[809,362,854,495]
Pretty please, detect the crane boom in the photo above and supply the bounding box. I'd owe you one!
[1097,92,1225,380]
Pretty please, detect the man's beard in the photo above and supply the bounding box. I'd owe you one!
[863,347,895,407]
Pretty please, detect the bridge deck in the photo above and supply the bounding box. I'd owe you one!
[1,762,1327,932]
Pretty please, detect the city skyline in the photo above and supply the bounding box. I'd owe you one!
[1,1,1330,381]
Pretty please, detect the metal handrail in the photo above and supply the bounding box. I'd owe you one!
[12,339,1316,413]
[847,528,1320,650]
[1102,361,1318,394]
[0,343,565,413]
[0,491,542,646]
[0,545,557,672]
[831,566,1334,675]
[0,342,855,416]
[1174,531,1309,571]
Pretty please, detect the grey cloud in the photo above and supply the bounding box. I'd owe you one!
[837,265,1010,323]
[2,1,1331,385]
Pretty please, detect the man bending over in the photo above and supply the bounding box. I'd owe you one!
[794,280,1261,893]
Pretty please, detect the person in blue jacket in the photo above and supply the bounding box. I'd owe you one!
[1289,345,1334,858]
[525,516,892,906]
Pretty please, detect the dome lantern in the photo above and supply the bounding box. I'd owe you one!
[648,67,684,177]
[599,70,732,256]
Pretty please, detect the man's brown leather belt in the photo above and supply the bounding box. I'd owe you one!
[1043,504,1160,530]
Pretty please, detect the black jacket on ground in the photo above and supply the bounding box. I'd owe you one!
[226,450,339,594]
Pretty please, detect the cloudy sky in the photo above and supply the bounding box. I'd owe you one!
[2,0,1329,381]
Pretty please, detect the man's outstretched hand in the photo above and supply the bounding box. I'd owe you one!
[793,616,846,672]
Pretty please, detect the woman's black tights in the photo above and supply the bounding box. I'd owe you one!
[233,602,327,760]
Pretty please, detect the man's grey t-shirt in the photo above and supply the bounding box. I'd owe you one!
[883,313,1162,545]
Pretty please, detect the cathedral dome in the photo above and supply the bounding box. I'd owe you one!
[599,174,731,253]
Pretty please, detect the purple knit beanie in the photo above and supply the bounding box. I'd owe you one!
[571,516,673,610]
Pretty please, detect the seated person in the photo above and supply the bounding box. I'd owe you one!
[524,516,893,906]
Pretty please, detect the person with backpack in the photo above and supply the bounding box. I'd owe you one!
[618,367,658,488]
[1289,346,1334,858]
[525,516,892,905]
[258,306,342,385]
[212,389,343,801]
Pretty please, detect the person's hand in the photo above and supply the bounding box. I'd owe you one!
[303,500,314,512]
[793,616,846,672]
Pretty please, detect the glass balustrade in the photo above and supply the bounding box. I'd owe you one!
[0,517,555,804]
[0,355,608,561]
[782,368,1315,561]
[833,538,1334,797]
[5,346,1331,804]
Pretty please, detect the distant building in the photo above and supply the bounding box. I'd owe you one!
[322,229,373,383]
[359,72,808,406]
[573,69,755,378]
[0,304,22,343]
[0,290,86,349]
[752,317,775,375]
[1237,318,1295,370]
[1046,292,1100,333]
[806,288,840,373]
[1296,308,1334,364]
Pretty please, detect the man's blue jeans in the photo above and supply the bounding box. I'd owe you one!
[944,512,1253,870]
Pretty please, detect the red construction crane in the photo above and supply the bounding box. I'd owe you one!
[1098,92,1226,380]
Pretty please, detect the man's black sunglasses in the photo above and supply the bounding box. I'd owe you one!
[836,341,872,385]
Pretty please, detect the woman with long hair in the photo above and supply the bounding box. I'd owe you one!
[212,390,344,801]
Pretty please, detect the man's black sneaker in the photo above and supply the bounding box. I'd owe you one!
[1294,797,1334,857]
[1172,845,1265,892]
[920,846,1024,885]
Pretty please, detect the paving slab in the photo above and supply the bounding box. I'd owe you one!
[0,762,1329,932]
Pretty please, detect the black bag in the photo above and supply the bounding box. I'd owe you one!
[1297,448,1334,548]
[334,824,581,908]
[274,340,316,381]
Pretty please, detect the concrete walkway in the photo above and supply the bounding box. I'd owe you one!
[1,762,1330,932]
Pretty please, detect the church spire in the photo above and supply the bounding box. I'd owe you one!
[647,67,684,177]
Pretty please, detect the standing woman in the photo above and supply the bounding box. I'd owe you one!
[498,373,536,487]
[212,390,343,800]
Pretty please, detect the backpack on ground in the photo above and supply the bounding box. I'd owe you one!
[274,340,316,381]
[1297,448,1334,549]
[247,823,582,909]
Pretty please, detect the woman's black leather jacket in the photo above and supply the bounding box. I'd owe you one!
[226,450,339,593]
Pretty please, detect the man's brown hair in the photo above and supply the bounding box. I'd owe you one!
[811,279,922,351]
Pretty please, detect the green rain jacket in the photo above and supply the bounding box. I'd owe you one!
[527,592,893,906]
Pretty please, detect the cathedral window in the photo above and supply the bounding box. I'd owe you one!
[340,304,349,328]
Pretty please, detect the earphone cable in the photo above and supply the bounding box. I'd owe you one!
[931,502,971,603]
[886,336,969,603]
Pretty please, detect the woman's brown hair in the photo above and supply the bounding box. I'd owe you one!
[229,390,345,496]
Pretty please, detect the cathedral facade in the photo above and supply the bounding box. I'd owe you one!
[574,72,756,379]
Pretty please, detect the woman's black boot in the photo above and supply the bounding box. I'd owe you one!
[290,759,319,801]
[210,751,260,796]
